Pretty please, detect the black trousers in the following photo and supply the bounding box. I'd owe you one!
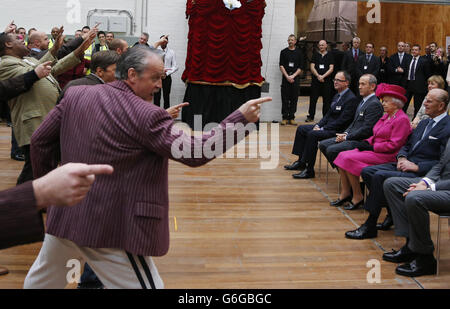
[292,125,335,172]
[308,79,333,119]
[154,75,172,109]
[404,90,425,119]
[17,145,33,185]
[319,138,361,168]
[281,78,299,120]
[361,163,418,220]
[11,128,22,157]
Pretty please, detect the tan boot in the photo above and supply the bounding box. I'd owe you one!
[0,266,9,276]
[281,119,288,125]
[289,120,297,126]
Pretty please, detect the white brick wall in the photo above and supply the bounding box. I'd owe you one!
[2,0,296,121]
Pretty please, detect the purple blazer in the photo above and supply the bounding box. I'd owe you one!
[31,80,250,256]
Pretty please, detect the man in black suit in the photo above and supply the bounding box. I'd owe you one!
[405,44,431,117]
[284,71,358,179]
[383,118,450,277]
[342,37,365,95]
[319,74,383,172]
[346,88,450,240]
[356,43,380,81]
[388,41,413,88]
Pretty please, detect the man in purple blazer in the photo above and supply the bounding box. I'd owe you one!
[24,47,271,289]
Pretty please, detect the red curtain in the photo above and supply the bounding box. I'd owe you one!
[182,0,266,85]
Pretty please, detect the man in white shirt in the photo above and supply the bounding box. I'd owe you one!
[154,35,178,109]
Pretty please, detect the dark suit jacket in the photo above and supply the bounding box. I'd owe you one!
[30,80,250,256]
[317,89,358,132]
[29,49,47,60]
[388,53,412,87]
[57,73,103,104]
[0,182,44,250]
[397,115,450,175]
[342,49,365,76]
[0,70,39,101]
[407,56,431,94]
[356,54,381,79]
[345,94,384,140]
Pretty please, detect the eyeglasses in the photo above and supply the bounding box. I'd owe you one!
[333,79,346,83]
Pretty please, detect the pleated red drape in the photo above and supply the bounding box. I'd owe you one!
[182,0,265,85]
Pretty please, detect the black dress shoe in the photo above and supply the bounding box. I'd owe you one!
[11,154,25,161]
[292,169,315,179]
[383,245,416,263]
[343,199,364,210]
[395,254,437,277]
[305,117,314,123]
[330,195,352,207]
[284,161,306,171]
[345,224,377,239]
[376,214,394,230]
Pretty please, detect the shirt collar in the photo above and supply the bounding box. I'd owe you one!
[431,112,447,124]
[31,48,41,52]
[90,73,105,84]
[362,93,376,103]
[338,88,349,97]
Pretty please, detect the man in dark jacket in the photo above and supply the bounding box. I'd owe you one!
[284,71,358,179]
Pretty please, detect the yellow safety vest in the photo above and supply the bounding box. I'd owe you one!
[84,43,96,75]
[48,38,55,50]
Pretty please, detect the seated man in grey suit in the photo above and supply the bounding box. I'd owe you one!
[319,74,383,205]
[383,137,450,277]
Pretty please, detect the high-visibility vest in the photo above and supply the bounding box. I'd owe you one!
[84,43,96,75]
[48,38,55,50]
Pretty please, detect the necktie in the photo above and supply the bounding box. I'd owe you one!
[330,94,340,110]
[354,99,365,120]
[354,50,358,62]
[409,57,417,80]
[366,54,370,62]
[399,53,403,64]
[412,119,434,151]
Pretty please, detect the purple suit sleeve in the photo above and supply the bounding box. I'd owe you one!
[142,108,251,167]
[373,117,412,153]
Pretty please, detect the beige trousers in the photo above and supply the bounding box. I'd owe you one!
[24,234,164,289]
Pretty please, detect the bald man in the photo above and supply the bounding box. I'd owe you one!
[28,31,50,59]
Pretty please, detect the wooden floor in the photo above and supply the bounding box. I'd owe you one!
[0,97,449,289]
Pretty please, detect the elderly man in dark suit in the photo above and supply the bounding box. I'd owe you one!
[405,44,431,117]
[0,163,113,276]
[346,88,450,239]
[356,43,380,81]
[284,71,358,179]
[342,37,365,95]
[388,41,412,88]
[383,136,450,277]
[319,74,383,179]
[24,47,271,289]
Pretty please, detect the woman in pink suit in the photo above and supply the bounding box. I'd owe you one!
[334,84,412,210]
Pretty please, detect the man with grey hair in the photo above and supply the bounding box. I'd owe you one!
[24,47,271,288]
[383,91,450,276]
[342,37,365,95]
[348,88,450,239]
